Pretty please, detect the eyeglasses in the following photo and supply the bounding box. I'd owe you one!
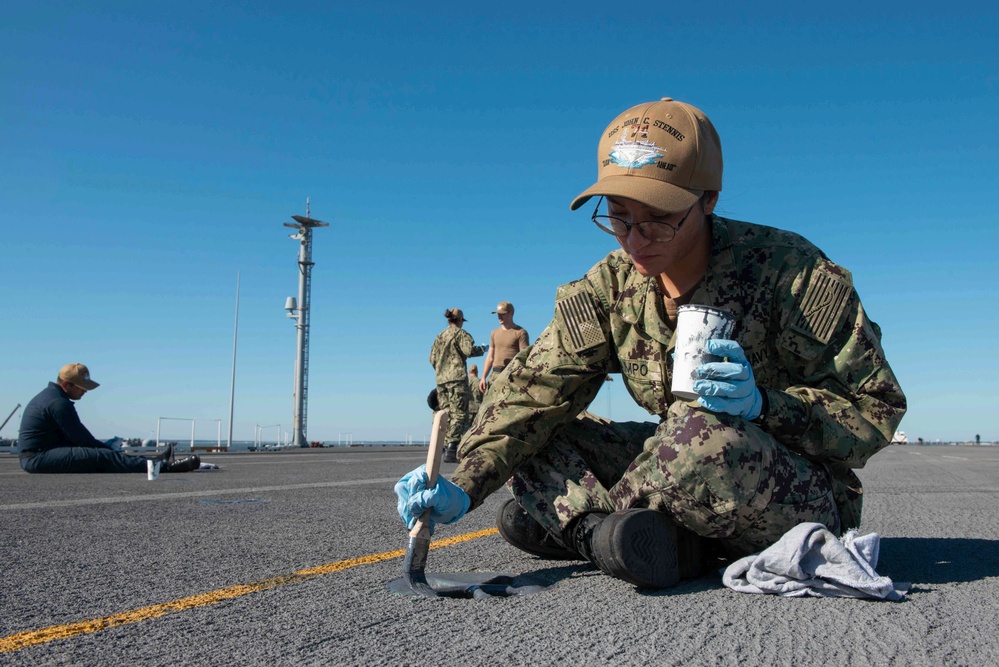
[591,196,697,243]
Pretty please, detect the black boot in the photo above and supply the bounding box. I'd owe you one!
[568,509,705,589]
[496,498,583,560]
[154,442,174,464]
[442,442,459,463]
[162,453,201,473]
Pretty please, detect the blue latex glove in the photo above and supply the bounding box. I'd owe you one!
[692,338,764,420]
[394,464,471,534]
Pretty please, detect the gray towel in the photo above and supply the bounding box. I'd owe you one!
[722,522,907,600]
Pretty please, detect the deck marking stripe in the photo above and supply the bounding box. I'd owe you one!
[0,527,499,653]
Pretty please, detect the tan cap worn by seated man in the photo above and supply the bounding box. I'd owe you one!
[58,363,100,390]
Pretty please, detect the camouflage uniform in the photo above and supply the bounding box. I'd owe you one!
[429,327,486,444]
[451,216,906,557]
[468,374,485,421]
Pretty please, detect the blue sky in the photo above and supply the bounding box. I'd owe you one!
[2,1,996,444]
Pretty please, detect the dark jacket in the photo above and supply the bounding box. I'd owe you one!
[17,382,107,453]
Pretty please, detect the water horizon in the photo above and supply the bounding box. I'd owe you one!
[114,438,428,453]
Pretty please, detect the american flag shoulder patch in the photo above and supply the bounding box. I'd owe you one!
[790,268,853,344]
[556,290,605,353]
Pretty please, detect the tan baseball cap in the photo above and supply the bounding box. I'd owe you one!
[447,308,466,321]
[570,97,723,213]
[491,301,514,314]
[59,363,100,390]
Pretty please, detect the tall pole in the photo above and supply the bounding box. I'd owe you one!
[294,231,308,444]
[227,271,240,449]
[283,201,328,447]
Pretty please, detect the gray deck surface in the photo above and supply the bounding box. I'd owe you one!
[1,444,997,666]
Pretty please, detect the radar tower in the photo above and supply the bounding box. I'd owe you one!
[283,198,329,447]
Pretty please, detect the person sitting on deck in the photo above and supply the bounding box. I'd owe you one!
[17,363,200,474]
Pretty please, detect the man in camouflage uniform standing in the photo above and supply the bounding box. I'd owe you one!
[429,308,486,462]
[398,98,906,589]
[467,364,484,424]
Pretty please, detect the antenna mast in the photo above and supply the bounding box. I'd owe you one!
[227,271,240,450]
[283,199,329,447]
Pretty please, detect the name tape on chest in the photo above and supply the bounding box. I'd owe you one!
[621,359,662,382]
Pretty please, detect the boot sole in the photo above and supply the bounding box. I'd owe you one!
[593,509,680,589]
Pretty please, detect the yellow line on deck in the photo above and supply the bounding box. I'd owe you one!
[0,527,499,654]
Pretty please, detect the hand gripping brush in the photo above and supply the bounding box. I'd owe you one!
[401,409,448,597]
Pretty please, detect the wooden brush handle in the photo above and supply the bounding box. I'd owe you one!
[409,409,449,539]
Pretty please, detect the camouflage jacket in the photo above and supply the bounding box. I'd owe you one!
[429,326,485,385]
[468,375,484,407]
[452,216,907,517]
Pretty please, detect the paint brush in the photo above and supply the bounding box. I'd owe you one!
[401,409,449,597]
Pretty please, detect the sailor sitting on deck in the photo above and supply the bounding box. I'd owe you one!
[17,363,200,474]
[395,97,906,590]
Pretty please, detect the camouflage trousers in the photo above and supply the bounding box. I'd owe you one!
[508,401,840,557]
[436,380,470,444]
